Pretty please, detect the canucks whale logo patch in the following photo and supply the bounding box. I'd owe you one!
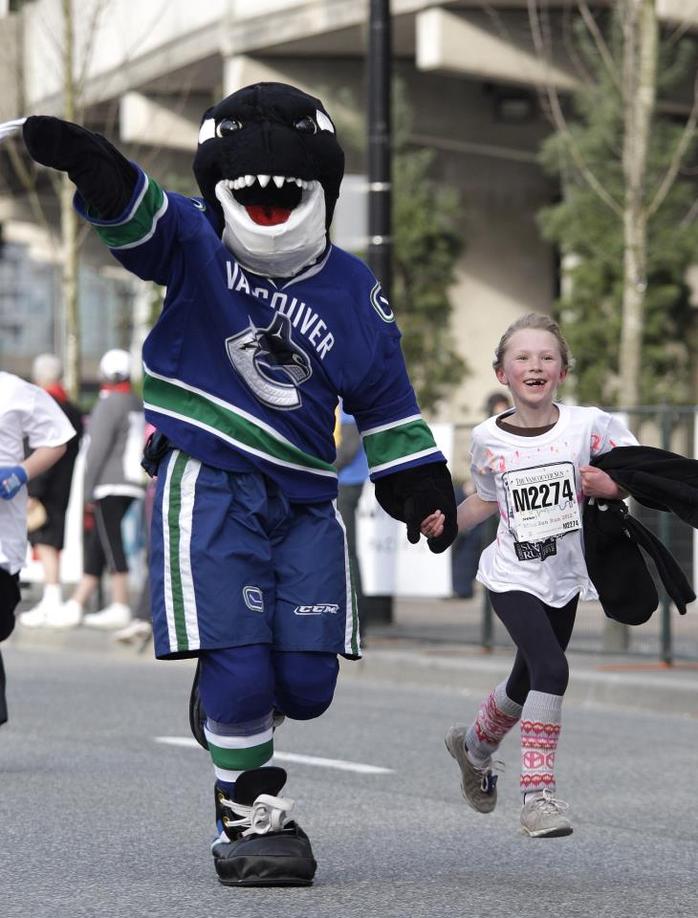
[225,313,312,409]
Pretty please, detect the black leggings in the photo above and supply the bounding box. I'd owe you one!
[83,496,135,576]
[488,590,578,705]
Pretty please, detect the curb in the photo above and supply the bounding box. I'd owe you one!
[342,647,698,718]
[9,624,698,718]
[6,624,152,657]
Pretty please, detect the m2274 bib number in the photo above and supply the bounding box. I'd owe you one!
[503,461,581,543]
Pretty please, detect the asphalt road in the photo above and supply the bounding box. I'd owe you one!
[1,644,696,918]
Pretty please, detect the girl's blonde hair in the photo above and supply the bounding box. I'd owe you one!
[493,313,573,371]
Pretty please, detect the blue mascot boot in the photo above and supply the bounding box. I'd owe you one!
[211,766,317,887]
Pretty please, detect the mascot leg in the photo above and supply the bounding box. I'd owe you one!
[272,650,339,720]
[198,645,317,887]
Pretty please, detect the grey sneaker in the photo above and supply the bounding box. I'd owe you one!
[444,725,498,813]
[520,791,573,837]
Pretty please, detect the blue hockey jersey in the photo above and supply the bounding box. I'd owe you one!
[75,167,445,501]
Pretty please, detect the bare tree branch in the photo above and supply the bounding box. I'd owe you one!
[4,139,59,253]
[679,196,698,226]
[527,0,623,215]
[577,1,622,93]
[648,70,698,217]
[76,0,110,117]
[476,2,512,43]
[666,20,693,49]
[562,0,593,86]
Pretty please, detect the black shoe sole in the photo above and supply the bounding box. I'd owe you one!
[218,876,314,887]
[215,857,317,887]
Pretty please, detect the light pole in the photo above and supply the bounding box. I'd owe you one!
[367,0,392,302]
[364,0,394,626]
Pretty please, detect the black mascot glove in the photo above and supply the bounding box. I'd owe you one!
[374,462,458,554]
[23,116,137,220]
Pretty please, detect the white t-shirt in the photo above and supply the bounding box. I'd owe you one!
[0,372,76,574]
[470,404,638,607]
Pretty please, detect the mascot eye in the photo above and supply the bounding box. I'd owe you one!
[294,115,317,134]
[216,119,243,137]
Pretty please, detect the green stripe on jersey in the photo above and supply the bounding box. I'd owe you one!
[349,564,360,656]
[208,739,274,772]
[167,452,190,651]
[92,177,166,249]
[144,372,336,476]
[363,419,437,471]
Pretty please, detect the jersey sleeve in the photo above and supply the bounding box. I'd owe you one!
[590,410,639,457]
[469,428,497,501]
[23,384,76,449]
[340,271,445,480]
[73,165,183,286]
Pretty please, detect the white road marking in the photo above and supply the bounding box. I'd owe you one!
[155,736,394,774]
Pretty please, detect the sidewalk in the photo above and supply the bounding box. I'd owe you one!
[8,589,698,718]
[345,592,698,718]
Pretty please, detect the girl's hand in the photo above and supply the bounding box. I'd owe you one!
[420,510,445,539]
[580,465,622,500]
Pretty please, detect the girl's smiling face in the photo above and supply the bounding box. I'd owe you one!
[495,328,567,409]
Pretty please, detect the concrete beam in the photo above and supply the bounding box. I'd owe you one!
[658,0,698,27]
[416,8,578,91]
[119,92,211,151]
[223,55,361,135]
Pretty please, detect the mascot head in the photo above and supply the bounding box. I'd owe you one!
[193,82,345,277]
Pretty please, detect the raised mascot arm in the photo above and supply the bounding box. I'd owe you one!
[22,116,137,220]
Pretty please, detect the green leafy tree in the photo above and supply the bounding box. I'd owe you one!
[333,81,468,413]
[536,6,698,407]
[392,110,467,412]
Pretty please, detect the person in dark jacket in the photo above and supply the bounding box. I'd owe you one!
[19,354,82,627]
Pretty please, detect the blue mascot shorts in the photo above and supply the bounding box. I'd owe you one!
[149,450,361,660]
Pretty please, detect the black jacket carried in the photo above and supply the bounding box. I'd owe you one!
[583,446,698,625]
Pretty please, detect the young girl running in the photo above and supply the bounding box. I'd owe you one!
[422,313,637,837]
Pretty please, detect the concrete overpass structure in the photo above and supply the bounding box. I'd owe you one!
[0,0,696,418]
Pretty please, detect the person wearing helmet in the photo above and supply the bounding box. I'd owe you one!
[33,349,145,629]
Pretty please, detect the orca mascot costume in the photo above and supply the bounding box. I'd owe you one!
[8,83,457,887]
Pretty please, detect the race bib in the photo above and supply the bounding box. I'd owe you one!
[503,461,581,543]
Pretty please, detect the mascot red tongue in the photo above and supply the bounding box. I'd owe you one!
[15,81,458,889]
[247,204,292,225]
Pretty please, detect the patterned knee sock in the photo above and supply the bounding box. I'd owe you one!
[520,690,562,799]
[205,712,274,785]
[465,681,523,766]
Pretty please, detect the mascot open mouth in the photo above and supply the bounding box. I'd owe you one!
[215,174,317,227]
[194,82,344,275]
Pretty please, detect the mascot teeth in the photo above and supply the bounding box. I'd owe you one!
[220,176,317,194]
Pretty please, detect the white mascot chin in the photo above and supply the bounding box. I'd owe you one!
[216,180,327,278]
